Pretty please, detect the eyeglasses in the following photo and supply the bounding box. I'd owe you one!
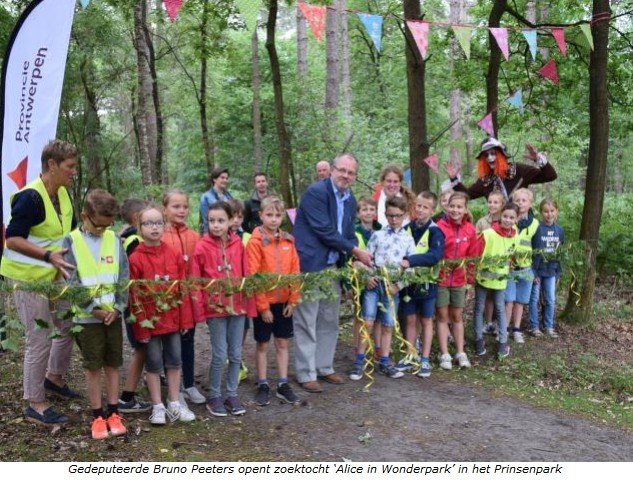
[333,166,357,177]
[87,215,113,230]
[386,213,404,219]
[141,220,166,228]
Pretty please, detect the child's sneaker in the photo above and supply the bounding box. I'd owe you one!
[224,396,246,415]
[394,356,418,373]
[454,352,471,368]
[416,358,431,378]
[485,322,497,335]
[206,397,227,417]
[91,416,109,440]
[167,401,196,422]
[529,328,543,337]
[348,363,364,381]
[475,339,487,356]
[238,361,249,384]
[183,386,206,405]
[513,330,525,343]
[498,343,511,360]
[378,362,404,379]
[438,353,453,370]
[255,383,271,406]
[545,328,559,338]
[149,404,167,425]
[106,413,127,436]
[276,383,299,404]
[118,396,152,413]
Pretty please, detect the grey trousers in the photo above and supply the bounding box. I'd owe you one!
[293,279,341,383]
[11,283,73,403]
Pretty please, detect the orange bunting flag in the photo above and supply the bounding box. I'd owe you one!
[490,27,509,60]
[423,154,439,173]
[298,2,326,42]
[538,59,559,85]
[551,28,567,57]
[164,0,184,22]
[406,21,429,59]
[7,156,28,189]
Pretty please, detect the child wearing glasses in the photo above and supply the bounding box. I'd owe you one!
[128,204,196,425]
[350,196,416,380]
[62,189,129,439]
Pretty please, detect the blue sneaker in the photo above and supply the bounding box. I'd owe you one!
[206,397,227,417]
[416,358,431,378]
[224,396,246,415]
[394,357,418,373]
[379,363,404,379]
[475,339,487,356]
[498,343,510,360]
[348,363,364,381]
[25,406,68,425]
[44,378,82,399]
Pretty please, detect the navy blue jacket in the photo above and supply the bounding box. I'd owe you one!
[532,222,565,278]
[293,179,358,273]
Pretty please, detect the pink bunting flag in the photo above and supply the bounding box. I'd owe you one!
[286,208,297,225]
[490,27,509,61]
[406,21,430,59]
[298,2,326,42]
[477,112,495,137]
[164,0,183,22]
[423,154,439,173]
[551,28,567,57]
[538,59,559,85]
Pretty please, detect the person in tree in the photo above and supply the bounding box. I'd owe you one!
[444,138,557,201]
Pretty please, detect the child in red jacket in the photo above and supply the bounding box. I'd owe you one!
[129,205,196,425]
[191,201,256,417]
[436,192,479,370]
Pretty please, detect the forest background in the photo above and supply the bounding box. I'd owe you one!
[0,0,631,320]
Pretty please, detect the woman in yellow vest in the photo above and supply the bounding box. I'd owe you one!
[1,140,78,425]
[473,203,519,360]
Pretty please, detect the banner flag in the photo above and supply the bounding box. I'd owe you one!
[507,89,524,114]
[236,0,259,33]
[521,29,537,60]
[357,13,383,52]
[452,25,472,59]
[477,112,495,137]
[580,23,594,51]
[551,27,567,57]
[164,0,184,22]
[80,0,90,8]
[298,2,326,42]
[490,27,509,60]
[406,21,429,59]
[286,208,297,225]
[538,59,559,84]
[1,0,76,225]
[423,153,439,173]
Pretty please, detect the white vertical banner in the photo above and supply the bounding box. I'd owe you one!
[0,0,76,225]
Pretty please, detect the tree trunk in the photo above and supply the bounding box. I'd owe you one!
[563,0,610,324]
[338,0,351,123]
[134,0,155,186]
[199,0,215,184]
[80,56,102,190]
[145,0,164,183]
[266,0,293,207]
[404,0,429,193]
[325,4,340,136]
[449,0,463,171]
[252,29,263,173]
[297,4,308,82]
[486,0,507,136]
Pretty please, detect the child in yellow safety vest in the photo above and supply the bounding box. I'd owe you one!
[62,190,129,440]
[473,202,519,360]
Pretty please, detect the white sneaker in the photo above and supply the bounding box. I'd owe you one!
[438,353,453,370]
[149,403,167,425]
[183,386,206,405]
[545,328,559,338]
[454,352,471,368]
[513,331,525,343]
[529,328,543,337]
[167,401,196,422]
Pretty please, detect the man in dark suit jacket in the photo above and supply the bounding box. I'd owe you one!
[292,153,372,392]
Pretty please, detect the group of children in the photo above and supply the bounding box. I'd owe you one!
[64,181,563,441]
[66,189,301,439]
[348,187,564,380]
